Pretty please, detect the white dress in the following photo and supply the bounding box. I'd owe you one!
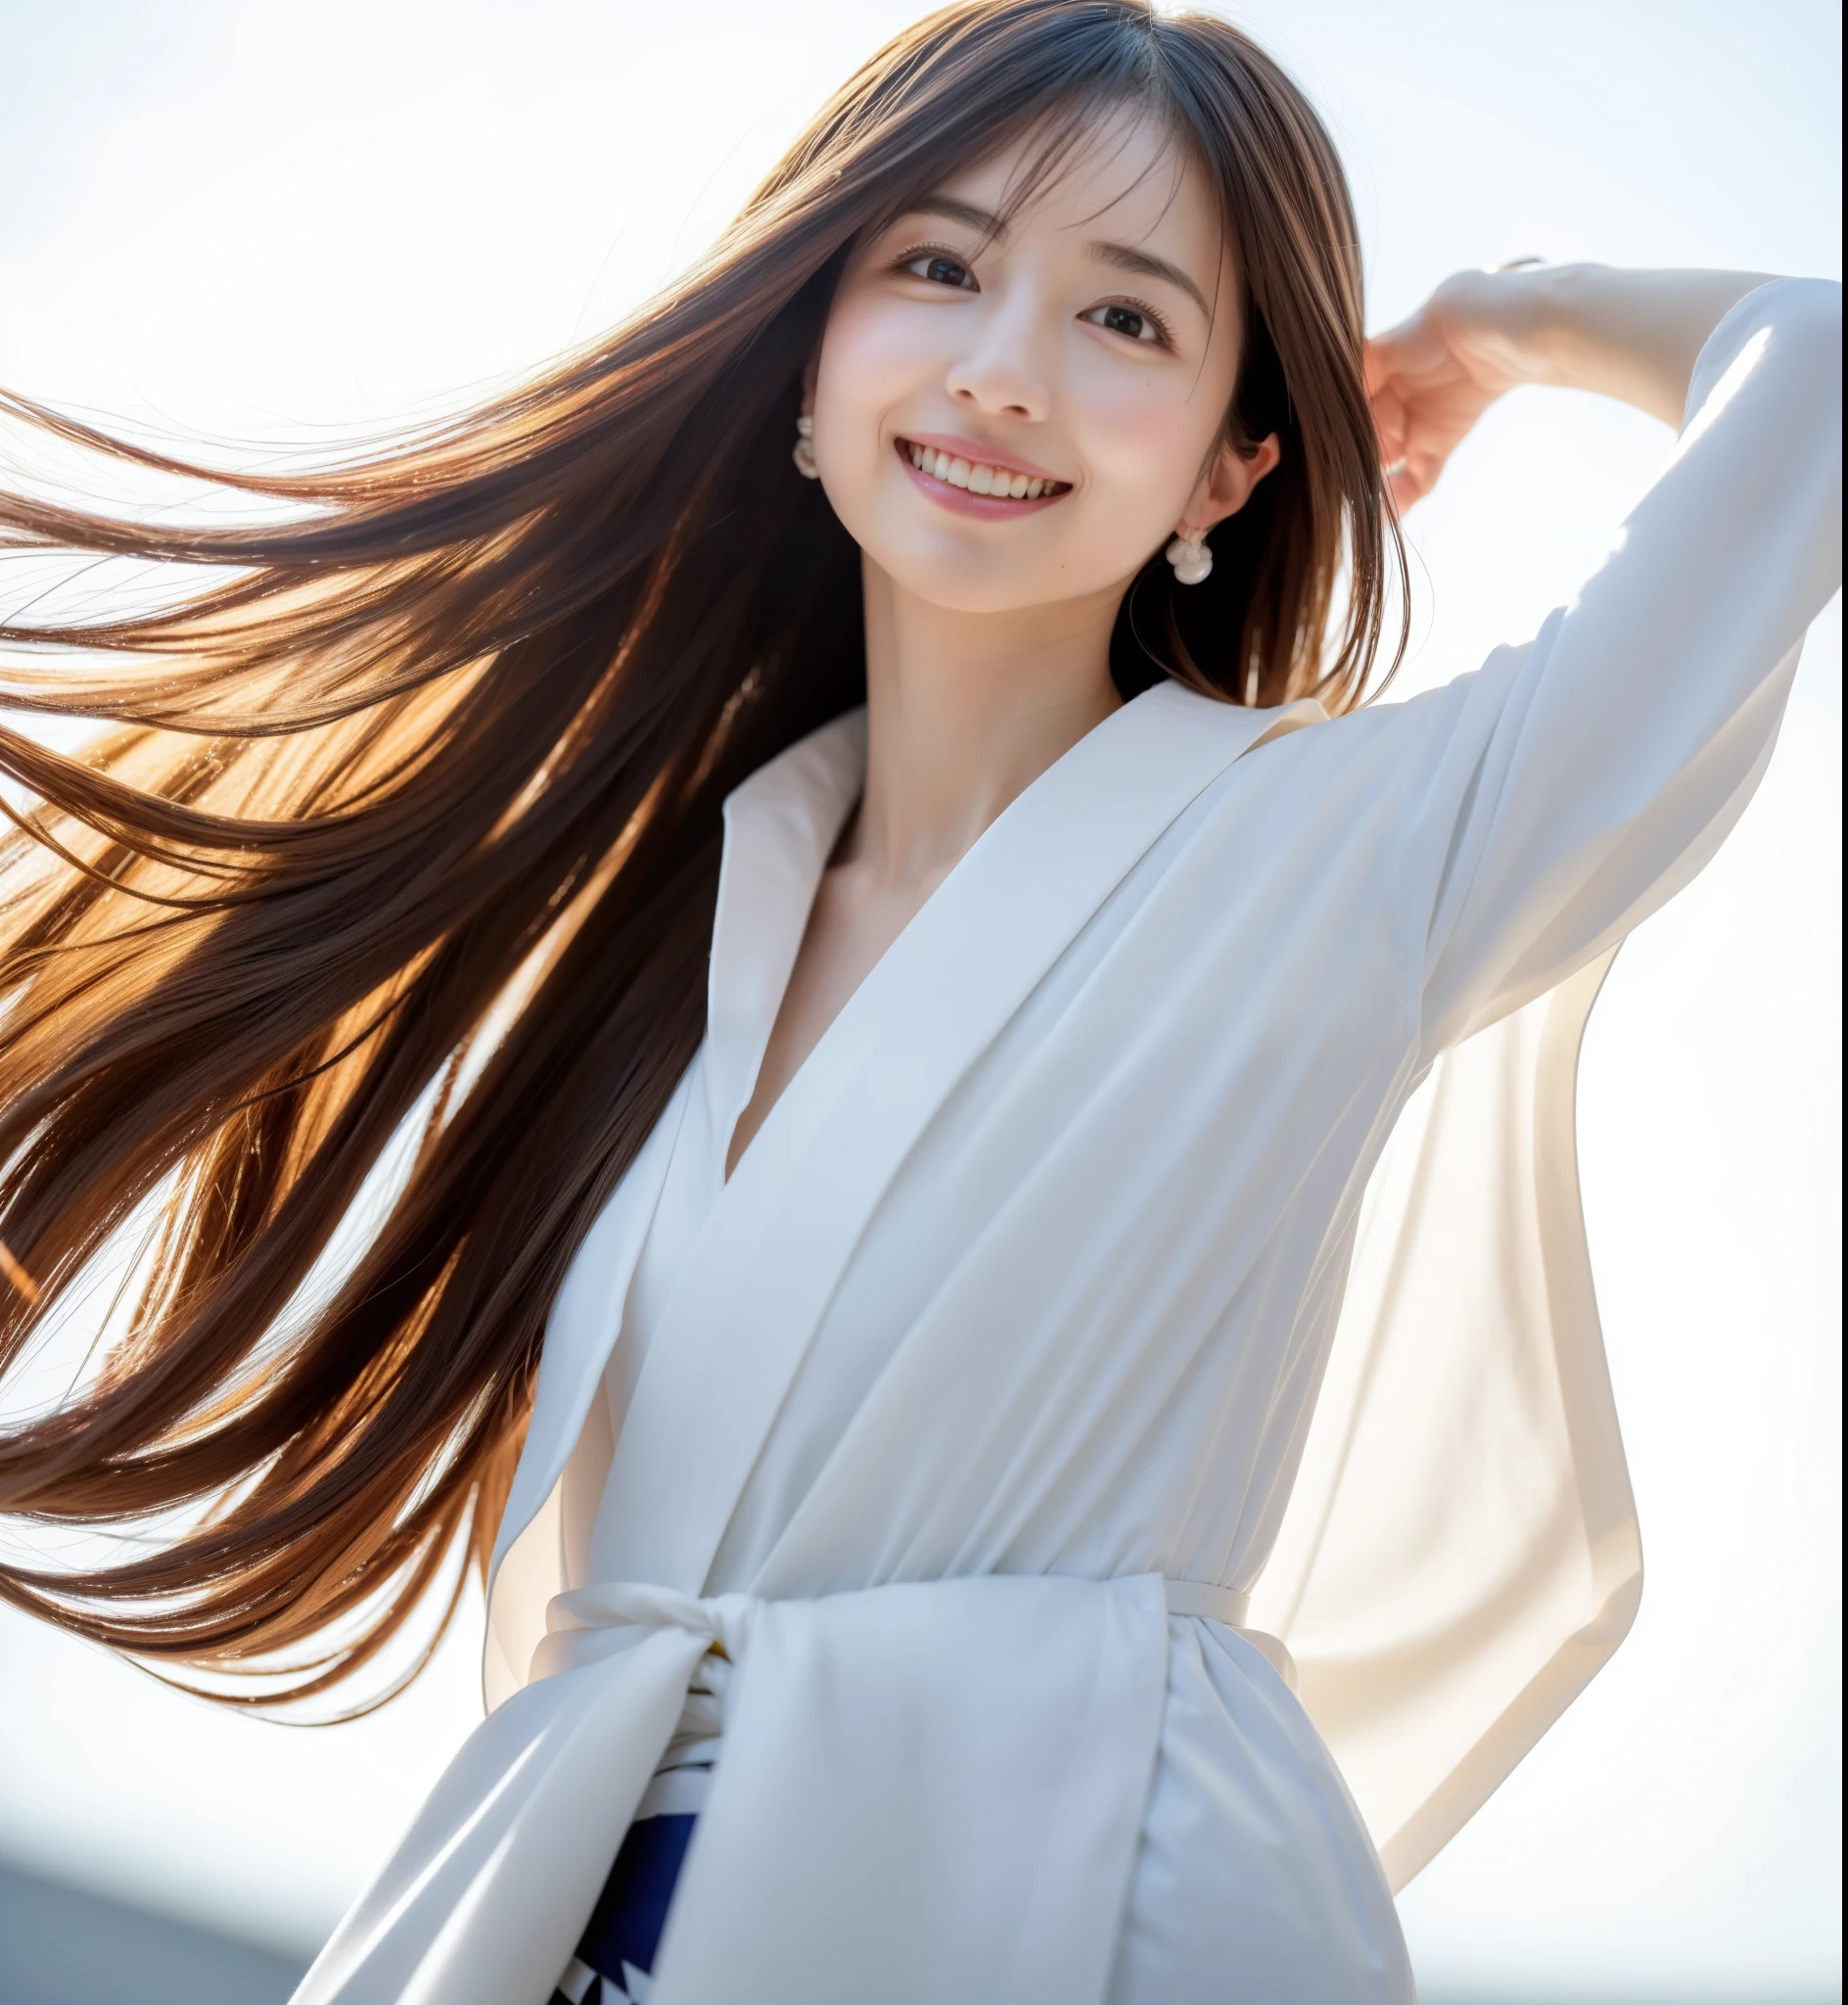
[295,279,1841,2005]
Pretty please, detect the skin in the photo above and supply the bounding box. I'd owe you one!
[1367,261,1774,507]
[726,110,1776,1178]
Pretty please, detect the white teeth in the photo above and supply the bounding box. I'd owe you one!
[901,443,1061,499]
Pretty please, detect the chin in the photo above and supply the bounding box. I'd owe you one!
[856,518,1073,614]
[873,554,1067,615]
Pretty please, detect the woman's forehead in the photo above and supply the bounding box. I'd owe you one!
[881,104,1229,303]
[933,106,1212,245]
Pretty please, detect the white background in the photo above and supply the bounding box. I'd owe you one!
[0,4,1838,1998]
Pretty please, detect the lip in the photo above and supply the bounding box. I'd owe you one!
[894,433,1073,519]
[899,432,1068,486]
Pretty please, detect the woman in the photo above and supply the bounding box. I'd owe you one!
[0,3,1836,2000]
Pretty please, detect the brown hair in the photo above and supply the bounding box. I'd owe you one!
[0,0,1401,1708]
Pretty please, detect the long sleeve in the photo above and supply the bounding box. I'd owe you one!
[1406,277,1841,1052]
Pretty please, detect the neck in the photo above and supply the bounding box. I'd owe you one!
[848,558,1125,886]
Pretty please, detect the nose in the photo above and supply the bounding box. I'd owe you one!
[943,294,1055,423]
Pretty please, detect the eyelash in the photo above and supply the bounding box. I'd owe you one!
[1088,293,1177,350]
[890,240,979,288]
[888,241,1178,350]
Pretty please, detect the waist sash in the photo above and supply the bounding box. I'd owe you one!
[293,1571,1286,2005]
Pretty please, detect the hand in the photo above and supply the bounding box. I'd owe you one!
[1365,265,1545,510]
[1366,263,1774,509]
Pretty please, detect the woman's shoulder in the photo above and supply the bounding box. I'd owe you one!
[1159,643,1550,865]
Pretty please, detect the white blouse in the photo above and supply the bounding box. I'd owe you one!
[295,279,1841,2005]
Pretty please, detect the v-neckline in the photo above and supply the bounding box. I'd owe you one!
[706,711,866,1189]
[593,682,1326,1594]
[715,695,1148,1188]
[720,813,884,1186]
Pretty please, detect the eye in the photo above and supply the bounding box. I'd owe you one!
[900,248,978,291]
[1085,301,1171,346]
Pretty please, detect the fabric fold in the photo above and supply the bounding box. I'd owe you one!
[297,1572,1176,2005]
[1251,952,1640,1887]
[651,1573,1172,2005]
[589,689,1325,1601]
[295,1622,709,2005]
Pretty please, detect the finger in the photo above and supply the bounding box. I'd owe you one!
[1368,385,1408,463]
[1394,445,1447,509]
[1363,330,1428,396]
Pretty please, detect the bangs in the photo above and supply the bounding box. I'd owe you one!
[846,20,1216,280]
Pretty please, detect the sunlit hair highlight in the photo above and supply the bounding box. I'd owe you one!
[0,0,1402,1709]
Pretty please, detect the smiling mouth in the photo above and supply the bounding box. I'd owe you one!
[897,439,1072,501]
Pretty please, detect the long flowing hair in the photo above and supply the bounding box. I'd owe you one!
[0,0,1403,1708]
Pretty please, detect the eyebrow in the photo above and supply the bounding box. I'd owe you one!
[898,198,1213,320]
[1087,241,1212,320]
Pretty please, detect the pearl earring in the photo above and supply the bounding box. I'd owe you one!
[793,412,819,479]
[1166,528,1212,585]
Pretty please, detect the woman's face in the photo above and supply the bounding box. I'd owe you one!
[810,110,1277,616]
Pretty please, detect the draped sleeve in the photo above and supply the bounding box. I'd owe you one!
[1251,278,1841,1890]
[1412,276,1841,1052]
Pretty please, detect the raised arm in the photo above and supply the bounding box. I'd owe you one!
[1370,270,1842,1051]
[1367,263,1779,506]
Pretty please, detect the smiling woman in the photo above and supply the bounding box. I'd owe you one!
[0,3,1838,2003]
[813,136,1279,579]
[726,107,1317,1183]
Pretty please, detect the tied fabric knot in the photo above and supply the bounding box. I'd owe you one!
[530,1581,759,1764]
[535,1580,759,1668]
[293,1573,1188,2004]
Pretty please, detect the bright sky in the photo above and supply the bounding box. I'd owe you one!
[0,3,1839,1998]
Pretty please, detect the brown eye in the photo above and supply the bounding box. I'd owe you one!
[1086,302,1161,343]
[904,252,975,290]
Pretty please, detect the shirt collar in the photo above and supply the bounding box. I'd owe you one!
[705,708,868,1155]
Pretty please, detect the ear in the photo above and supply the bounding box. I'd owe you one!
[1177,431,1281,538]
[800,350,821,414]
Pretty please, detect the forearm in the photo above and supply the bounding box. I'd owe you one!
[1493,264,1778,426]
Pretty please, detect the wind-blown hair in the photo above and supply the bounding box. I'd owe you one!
[0,0,1402,1707]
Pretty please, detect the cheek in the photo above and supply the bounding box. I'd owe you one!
[812,293,938,444]
[808,311,906,546]
[1068,352,1220,516]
